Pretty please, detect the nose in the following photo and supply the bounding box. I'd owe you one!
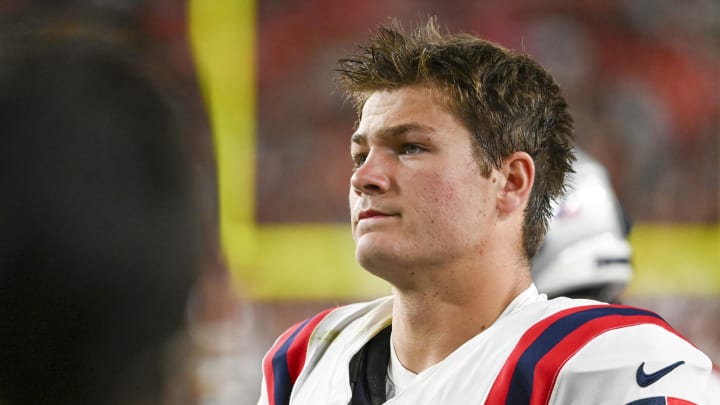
[350,149,391,196]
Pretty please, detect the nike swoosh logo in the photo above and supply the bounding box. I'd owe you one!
[635,360,685,387]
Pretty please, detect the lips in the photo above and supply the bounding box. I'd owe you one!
[358,209,387,220]
[356,208,398,224]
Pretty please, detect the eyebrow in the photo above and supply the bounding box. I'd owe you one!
[351,122,434,145]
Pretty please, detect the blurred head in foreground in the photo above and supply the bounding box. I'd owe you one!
[531,149,633,303]
[0,27,202,404]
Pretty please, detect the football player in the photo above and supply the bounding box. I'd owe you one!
[257,18,713,404]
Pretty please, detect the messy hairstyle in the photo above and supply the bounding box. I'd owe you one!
[336,17,575,258]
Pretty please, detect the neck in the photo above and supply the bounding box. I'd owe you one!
[390,258,532,373]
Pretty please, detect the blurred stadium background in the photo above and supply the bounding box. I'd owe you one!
[2,0,718,403]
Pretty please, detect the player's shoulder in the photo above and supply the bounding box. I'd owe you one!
[532,297,707,359]
[540,298,712,404]
[262,295,393,367]
[259,296,392,405]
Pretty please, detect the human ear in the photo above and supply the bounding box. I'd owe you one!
[496,151,535,214]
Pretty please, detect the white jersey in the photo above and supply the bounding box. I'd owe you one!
[258,286,712,405]
[709,368,720,402]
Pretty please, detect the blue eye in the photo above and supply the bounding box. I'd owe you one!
[351,153,367,168]
[402,144,423,155]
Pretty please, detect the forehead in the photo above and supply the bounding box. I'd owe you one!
[355,85,462,139]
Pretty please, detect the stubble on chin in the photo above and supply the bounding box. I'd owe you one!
[354,236,412,286]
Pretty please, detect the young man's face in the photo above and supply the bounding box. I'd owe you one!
[349,85,502,285]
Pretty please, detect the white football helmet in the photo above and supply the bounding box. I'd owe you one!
[531,149,633,302]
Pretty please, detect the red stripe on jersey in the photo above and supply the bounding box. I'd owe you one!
[485,305,692,405]
[485,305,607,404]
[530,314,674,405]
[263,308,334,405]
[264,323,300,405]
[286,308,334,382]
[666,397,697,405]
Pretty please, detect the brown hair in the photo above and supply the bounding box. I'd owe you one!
[336,17,575,258]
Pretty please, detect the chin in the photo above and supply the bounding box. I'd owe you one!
[355,231,392,254]
[355,238,406,278]
[356,239,390,266]
[356,252,418,290]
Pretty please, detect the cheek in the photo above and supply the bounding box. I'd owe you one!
[414,173,466,219]
[420,172,492,225]
[430,170,473,203]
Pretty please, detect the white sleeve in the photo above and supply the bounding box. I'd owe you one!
[708,370,720,404]
[257,373,269,405]
[549,324,712,405]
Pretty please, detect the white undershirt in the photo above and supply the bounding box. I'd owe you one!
[385,284,544,399]
[386,337,424,399]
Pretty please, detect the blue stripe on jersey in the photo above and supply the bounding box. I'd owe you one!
[505,306,663,405]
[271,317,313,405]
[625,397,667,405]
